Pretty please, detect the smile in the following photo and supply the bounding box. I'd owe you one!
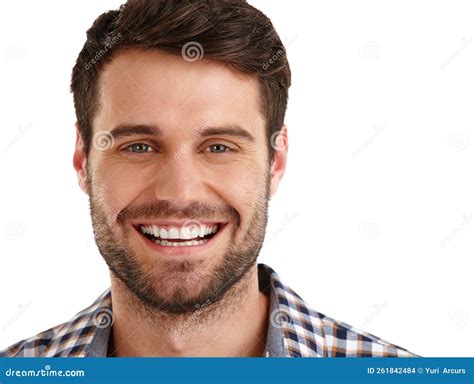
[135,222,225,247]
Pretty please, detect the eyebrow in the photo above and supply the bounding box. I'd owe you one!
[109,123,255,142]
[198,125,255,142]
[109,124,162,140]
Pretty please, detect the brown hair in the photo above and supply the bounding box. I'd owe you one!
[71,0,291,162]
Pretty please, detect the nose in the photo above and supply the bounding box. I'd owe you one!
[152,156,203,208]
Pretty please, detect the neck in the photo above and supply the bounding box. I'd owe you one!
[108,263,269,357]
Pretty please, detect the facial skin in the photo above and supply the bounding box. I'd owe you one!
[73,49,288,355]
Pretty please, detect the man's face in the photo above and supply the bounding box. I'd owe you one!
[74,49,287,314]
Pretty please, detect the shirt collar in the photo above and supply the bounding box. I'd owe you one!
[4,263,418,357]
[43,263,316,357]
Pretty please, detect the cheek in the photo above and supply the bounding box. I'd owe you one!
[93,156,266,226]
[92,162,149,217]
[207,165,264,226]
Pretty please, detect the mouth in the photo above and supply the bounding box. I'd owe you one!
[133,222,227,249]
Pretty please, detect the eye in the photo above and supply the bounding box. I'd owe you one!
[124,143,154,154]
[206,144,233,154]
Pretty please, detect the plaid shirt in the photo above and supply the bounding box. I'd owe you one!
[0,263,418,357]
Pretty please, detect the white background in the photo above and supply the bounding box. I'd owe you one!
[0,1,473,357]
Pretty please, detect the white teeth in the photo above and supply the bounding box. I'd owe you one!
[159,228,168,239]
[204,225,218,235]
[155,238,209,246]
[168,228,179,239]
[141,225,154,235]
[190,226,200,238]
[180,226,192,240]
[141,223,222,241]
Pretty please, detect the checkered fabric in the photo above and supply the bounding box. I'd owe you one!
[0,263,418,357]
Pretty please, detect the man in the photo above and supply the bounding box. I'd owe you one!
[1,0,418,357]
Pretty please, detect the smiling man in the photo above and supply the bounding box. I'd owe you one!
[1,0,418,357]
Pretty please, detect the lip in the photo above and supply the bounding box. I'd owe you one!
[134,222,229,257]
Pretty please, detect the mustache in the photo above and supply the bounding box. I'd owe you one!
[116,200,240,226]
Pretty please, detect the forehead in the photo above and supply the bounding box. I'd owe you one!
[94,48,264,136]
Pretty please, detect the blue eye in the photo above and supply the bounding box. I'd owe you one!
[125,143,153,153]
[207,144,231,154]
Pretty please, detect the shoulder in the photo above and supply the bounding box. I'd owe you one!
[1,321,70,357]
[286,288,419,357]
[261,264,419,357]
[0,289,111,357]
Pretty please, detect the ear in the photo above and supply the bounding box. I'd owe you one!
[73,124,89,195]
[269,125,288,198]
